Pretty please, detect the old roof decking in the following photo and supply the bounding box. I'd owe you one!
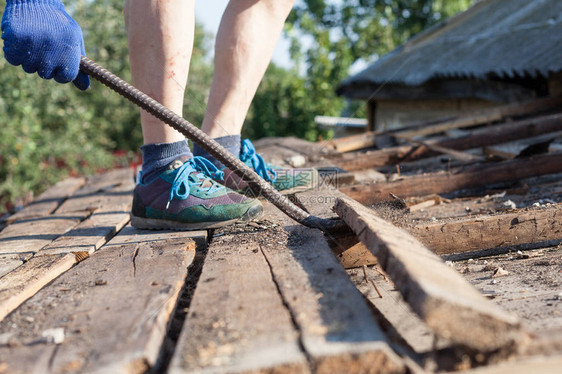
[1,99,562,372]
[337,0,562,98]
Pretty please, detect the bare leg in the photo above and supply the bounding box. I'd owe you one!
[124,0,195,145]
[201,0,295,138]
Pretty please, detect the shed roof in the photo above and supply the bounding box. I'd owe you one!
[337,0,562,97]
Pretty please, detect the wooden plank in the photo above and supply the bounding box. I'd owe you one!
[453,355,562,374]
[294,188,344,219]
[0,235,195,374]
[410,204,562,255]
[334,113,562,171]
[6,177,85,223]
[347,266,446,354]
[56,168,134,213]
[332,238,378,269]
[106,224,208,249]
[0,211,90,256]
[295,189,379,269]
[395,96,562,139]
[254,136,338,158]
[334,196,528,352]
[37,210,131,257]
[0,253,77,322]
[169,232,308,374]
[324,97,562,154]
[341,152,562,205]
[296,188,443,354]
[260,222,405,374]
[37,186,133,257]
[0,254,24,278]
[406,139,486,162]
[404,113,562,162]
[322,132,378,153]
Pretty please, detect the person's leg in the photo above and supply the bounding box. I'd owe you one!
[125,0,262,230]
[125,0,193,145]
[125,0,194,183]
[194,0,316,194]
[193,0,294,162]
[202,0,295,138]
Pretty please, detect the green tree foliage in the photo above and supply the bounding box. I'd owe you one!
[0,0,212,212]
[245,0,472,141]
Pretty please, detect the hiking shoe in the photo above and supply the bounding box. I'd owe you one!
[221,139,319,195]
[131,156,263,230]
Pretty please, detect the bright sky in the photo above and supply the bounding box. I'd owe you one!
[194,1,293,68]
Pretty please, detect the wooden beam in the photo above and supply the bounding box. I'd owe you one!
[410,204,562,255]
[396,96,562,139]
[333,113,562,171]
[334,196,528,352]
[403,113,562,162]
[322,131,378,153]
[341,152,562,205]
[0,253,77,322]
[169,231,309,373]
[324,96,562,154]
[0,230,196,374]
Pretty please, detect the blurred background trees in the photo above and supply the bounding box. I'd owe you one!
[0,0,470,212]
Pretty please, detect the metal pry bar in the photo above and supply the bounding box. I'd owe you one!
[79,56,346,233]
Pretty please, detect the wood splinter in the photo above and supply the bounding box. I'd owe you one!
[362,264,370,284]
[370,279,383,298]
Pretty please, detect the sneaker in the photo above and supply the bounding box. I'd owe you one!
[221,139,319,195]
[131,156,263,230]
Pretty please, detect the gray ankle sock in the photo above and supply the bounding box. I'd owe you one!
[193,135,241,169]
[141,139,193,183]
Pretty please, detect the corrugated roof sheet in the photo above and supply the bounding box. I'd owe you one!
[338,0,562,96]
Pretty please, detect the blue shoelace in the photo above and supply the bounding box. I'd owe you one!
[166,156,225,209]
[239,139,277,183]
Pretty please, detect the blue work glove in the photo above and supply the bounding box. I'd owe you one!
[1,0,90,90]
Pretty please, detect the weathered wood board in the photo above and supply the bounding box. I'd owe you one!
[411,204,562,255]
[6,177,85,224]
[335,196,528,352]
[396,96,562,139]
[455,355,562,374]
[37,210,131,257]
[333,113,562,171]
[295,189,378,268]
[260,223,405,374]
[0,211,90,257]
[323,96,562,153]
[0,253,77,322]
[341,152,562,205]
[169,232,309,374]
[55,168,134,214]
[0,254,23,278]
[0,234,195,374]
[106,224,208,249]
[347,266,447,354]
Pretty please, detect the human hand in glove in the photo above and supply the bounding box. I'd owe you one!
[1,0,90,90]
